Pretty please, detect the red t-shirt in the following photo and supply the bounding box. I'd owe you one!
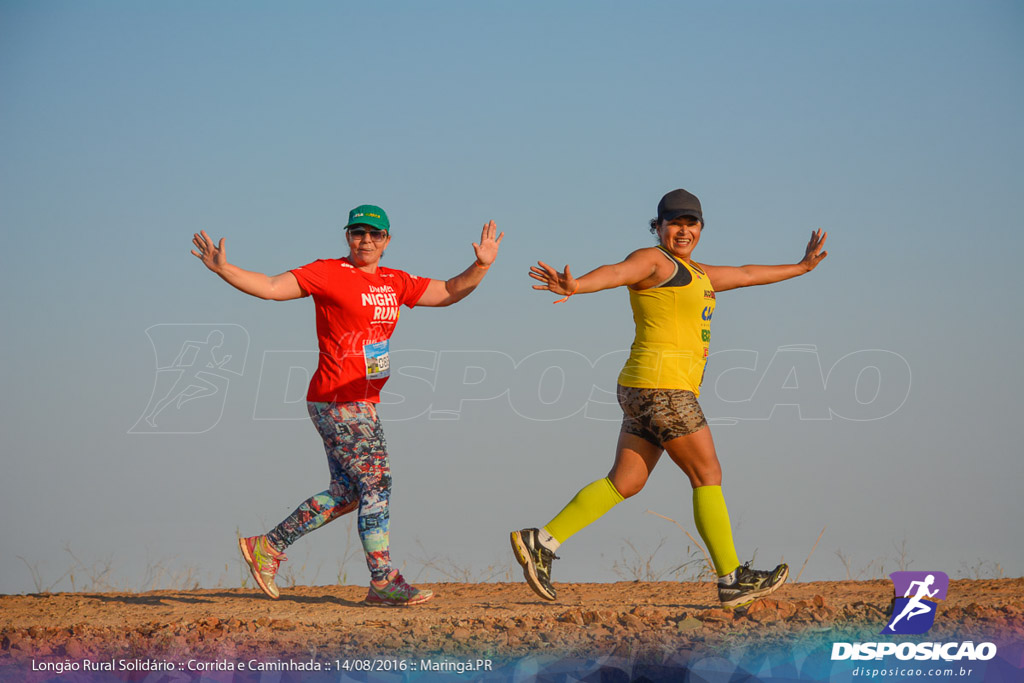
[290,258,430,403]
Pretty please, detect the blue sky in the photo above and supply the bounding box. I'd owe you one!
[1,1,1022,595]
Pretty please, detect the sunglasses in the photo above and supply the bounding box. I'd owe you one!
[347,227,388,242]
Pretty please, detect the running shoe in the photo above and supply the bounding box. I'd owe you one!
[364,570,434,606]
[718,561,789,609]
[510,528,558,601]
[238,535,287,600]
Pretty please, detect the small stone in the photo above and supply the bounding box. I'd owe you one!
[701,608,733,622]
[777,601,797,618]
[611,641,632,658]
[811,608,833,623]
[632,606,667,621]
[65,638,86,658]
[676,616,702,631]
[747,600,770,615]
[749,608,781,624]
[619,614,644,630]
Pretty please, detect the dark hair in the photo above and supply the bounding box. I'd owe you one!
[650,216,704,235]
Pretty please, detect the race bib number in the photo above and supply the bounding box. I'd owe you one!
[363,340,390,379]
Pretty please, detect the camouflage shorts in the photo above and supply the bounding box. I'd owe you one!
[617,385,708,446]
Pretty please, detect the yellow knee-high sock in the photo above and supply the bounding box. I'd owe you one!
[692,485,741,577]
[544,477,624,544]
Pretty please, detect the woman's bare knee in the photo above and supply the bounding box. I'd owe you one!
[608,471,646,498]
[686,468,722,488]
[608,432,662,499]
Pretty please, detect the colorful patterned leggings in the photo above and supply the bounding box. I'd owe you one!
[266,401,392,581]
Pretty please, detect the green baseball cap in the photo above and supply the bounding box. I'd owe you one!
[344,204,390,233]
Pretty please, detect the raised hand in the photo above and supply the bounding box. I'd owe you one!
[529,261,579,300]
[800,229,828,273]
[472,220,505,267]
[192,230,228,274]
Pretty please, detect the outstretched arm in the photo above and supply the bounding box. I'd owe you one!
[530,249,663,301]
[192,230,304,301]
[416,220,505,307]
[700,229,828,293]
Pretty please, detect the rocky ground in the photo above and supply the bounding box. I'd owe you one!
[2,579,1022,680]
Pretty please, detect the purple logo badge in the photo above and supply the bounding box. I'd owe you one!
[882,571,949,634]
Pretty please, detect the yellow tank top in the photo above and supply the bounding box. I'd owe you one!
[617,246,716,394]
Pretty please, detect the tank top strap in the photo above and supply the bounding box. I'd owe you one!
[654,246,693,288]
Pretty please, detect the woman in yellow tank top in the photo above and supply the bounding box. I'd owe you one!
[511,188,828,609]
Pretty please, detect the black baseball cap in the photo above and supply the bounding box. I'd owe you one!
[657,189,703,224]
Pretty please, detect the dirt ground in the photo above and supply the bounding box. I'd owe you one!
[2,579,1022,680]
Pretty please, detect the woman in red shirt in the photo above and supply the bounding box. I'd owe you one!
[192,204,503,605]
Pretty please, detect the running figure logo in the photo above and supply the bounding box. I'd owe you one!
[882,571,949,635]
[130,324,249,434]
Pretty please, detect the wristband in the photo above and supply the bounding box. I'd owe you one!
[552,282,579,304]
[474,261,490,270]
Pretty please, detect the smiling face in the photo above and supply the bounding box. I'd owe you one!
[657,216,702,261]
[345,225,391,268]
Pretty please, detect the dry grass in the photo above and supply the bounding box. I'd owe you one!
[13,529,1009,595]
